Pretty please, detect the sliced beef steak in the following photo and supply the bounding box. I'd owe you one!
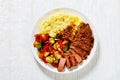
[56,23,94,71]
[69,55,76,66]
[69,49,82,63]
[64,56,71,69]
[66,50,76,66]
[57,58,66,72]
[56,24,76,41]
[64,52,71,69]
[70,46,87,58]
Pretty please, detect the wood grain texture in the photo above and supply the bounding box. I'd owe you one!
[0,0,120,80]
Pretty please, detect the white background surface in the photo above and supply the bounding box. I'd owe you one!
[0,0,120,80]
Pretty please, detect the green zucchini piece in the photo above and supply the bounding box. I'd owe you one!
[63,44,69,52]
[35,42,42,49]
[49,38,55,44]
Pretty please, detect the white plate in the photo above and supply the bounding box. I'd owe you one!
[31,8,98,74]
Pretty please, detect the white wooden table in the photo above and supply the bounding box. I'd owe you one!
[0,0,120,80]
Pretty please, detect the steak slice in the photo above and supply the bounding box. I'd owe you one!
[57,58,66,72]
[70,46,87,58]
[64,55,71,69]
[67,50,76,66]
[69,49,82,63]
[64,52,71,69]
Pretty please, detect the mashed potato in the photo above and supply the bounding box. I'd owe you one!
[37,13,83,37]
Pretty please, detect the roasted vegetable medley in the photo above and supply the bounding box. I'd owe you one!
[33,33,69,68]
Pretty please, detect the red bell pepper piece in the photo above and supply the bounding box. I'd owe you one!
[51,63,57,68]
[39,53,44,59]
[34,33,50,42]
[43,57,48,63]
[47,42,52,46]
[43,33,49,41]
[48,48,54,53]
[43,44,49,51]
[57,40,63,49]
[40,48,46,53]
[34,34,43,42]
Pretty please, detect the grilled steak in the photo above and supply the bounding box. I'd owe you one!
[58,58,66,72]
[56,22,94,71]
[56,24,76,41]
[68,51,76,66]
[69,49,82,63]
[64,55,71,69]
[70,46,87,59]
